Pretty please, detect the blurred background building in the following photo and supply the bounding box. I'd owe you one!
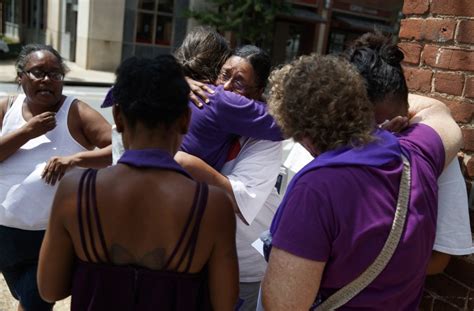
[0,0,403,71]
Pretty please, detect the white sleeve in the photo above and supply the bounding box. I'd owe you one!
[111,125,125,165]
[433,159,474,255]
[222,139,283,225]
[280,141,314,195]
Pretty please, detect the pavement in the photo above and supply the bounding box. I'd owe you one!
[0,59,114,87]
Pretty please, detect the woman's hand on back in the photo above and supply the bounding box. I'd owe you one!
[379,116,409,133]
[186,77,214,108]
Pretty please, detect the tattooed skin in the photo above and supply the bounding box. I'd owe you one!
[109,244,166,269]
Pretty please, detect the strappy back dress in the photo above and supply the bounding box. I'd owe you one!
[71,169,212,311]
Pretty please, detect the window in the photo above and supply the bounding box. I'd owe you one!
[135,0,174,46]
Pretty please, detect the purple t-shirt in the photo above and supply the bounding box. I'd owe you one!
[180,85,282,171]
[272,124,444,310]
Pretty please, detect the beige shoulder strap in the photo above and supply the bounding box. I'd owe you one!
[316,155,411,310]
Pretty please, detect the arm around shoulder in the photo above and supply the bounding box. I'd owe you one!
[206,186,239,311]
[408,94,462,167]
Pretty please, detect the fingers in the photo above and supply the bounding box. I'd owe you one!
[42,158,55,185]
[38,111,56,118]
[189,92,204,109]
[380,116,409,133]
[42,157,68,186]
[186,76,213,107]
[191,87,210,104]
[44,116,57,131]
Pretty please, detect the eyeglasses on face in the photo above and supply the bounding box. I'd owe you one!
[23,69,65,82]
[217,71,256,94]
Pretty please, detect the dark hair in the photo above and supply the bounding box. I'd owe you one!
[344,32,408,106]
[234,45,271,89]
[15,44,69,76]
[112,55,190,128]
[174,26,231,84]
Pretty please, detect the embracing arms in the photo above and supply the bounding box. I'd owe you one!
[408,94,462,167]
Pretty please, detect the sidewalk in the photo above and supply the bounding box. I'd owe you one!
[0,59,114,86]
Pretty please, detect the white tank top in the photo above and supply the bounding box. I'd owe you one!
[0,94,87,230]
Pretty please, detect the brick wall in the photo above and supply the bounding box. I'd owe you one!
[399,0,474,310]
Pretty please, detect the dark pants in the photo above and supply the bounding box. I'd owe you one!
[0,225,54,311]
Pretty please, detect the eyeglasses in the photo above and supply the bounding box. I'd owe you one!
[23,69,65,82]
[217,71,257,95]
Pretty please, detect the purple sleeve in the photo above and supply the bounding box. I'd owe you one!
[397,124,445,178]
[211,88,283,141]
[272,176,334,262]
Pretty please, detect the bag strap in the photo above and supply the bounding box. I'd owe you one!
[316,155,411,310]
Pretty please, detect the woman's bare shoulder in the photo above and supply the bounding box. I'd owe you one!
[204,185,236,227]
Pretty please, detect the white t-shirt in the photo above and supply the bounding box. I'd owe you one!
[221,138,283,283]
[281,139,474,256]
[434,159,474,255]
[0,95,87,230]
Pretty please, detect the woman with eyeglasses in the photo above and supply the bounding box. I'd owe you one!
[176,45,283,311]
[175,27,283,172]
[0,44,111,310]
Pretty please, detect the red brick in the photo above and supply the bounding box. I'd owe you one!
[398,42,422,64]
[457,20,474,44]
[462,128,474,152]
[423,18,456,42]
[439,97,474,123]
[436,48,474,71]
[403,66,433,92]
[465,76,474,98]
[434,72,465,95]
[403,0,429,15]
[399,18,456,42]
[431,0,474,17]
[424,274,469,308]
[422,45,440,66]
[399,19,424,40]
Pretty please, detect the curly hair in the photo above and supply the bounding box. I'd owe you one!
[268,54,374,153]
[174,26,231,84]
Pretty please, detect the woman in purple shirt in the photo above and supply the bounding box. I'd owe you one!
[261,54,462,310]
[175,27,282,171]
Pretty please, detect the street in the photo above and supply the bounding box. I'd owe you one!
[0,82,109,310]
[0,83,113,123]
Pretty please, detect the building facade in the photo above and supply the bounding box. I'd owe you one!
[1,0,402,71]
[1,0,190,71]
